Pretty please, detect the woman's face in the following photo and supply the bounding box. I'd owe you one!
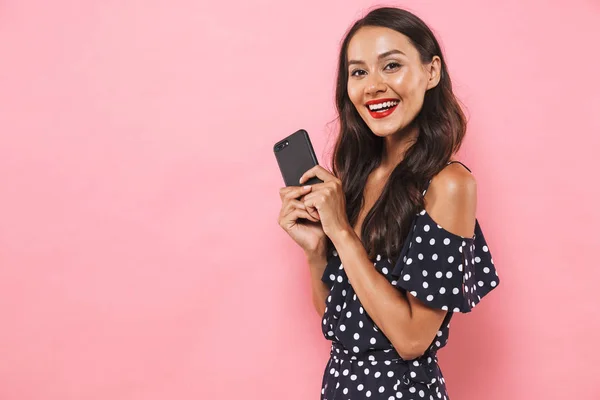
[346,26,441,138]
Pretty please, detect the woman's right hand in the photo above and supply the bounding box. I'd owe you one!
[278,185,327,253]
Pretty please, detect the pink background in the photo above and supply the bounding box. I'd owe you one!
[1,1,599,399]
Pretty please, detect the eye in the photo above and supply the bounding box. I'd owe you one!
[350,69,366,77]
[385,62,401,70]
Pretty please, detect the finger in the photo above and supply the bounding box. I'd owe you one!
[280,185,312,201]
[306,205,320,220]
[298,165,336,185]
[289,208,320,223]
[283,199,307,214]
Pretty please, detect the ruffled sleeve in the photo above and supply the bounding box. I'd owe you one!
[320,248,341,289]
[391,209,500,313]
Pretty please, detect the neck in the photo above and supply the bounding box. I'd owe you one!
[380,123,419,170]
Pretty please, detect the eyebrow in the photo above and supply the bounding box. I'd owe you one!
[348,49,406,66]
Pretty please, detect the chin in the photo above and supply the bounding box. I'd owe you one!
[367,121,405,138]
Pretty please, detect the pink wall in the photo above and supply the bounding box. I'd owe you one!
[0,1,599,399]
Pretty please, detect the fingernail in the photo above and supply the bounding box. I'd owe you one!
[303,185,311,190]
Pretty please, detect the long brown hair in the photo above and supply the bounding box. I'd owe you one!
[327,7,467,262]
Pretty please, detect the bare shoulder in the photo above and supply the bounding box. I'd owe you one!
[424,162,477,238]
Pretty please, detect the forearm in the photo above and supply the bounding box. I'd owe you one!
[305,249,330,318]
[331,230,421,358]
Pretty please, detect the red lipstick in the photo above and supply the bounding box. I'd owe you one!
[365,98,400,119]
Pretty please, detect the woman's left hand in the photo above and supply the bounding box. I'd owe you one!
[299,165,353,241]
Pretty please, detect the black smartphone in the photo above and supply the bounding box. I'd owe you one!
[274,129,324,187]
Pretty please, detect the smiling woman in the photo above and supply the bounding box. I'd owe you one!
[276,6,500,400]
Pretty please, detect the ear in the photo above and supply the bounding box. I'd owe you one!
[426,56,442,90]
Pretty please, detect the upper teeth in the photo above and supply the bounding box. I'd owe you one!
[368,101,399,111]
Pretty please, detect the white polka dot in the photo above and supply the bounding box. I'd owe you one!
[478,281,484,287]
[443,238,450,245]
[376,254,381,261]
[370,337,376,344]
[342,289,346,296]
[336,305,341,312]
[354,333,360,340]
[382,267,389,274]
[337,276,343,282]
[475,256,481,263]
[353,346,359,353]
[458,264,463,272]
[396,393,403,398]
[427,294,434,301]
[375,371,381,378]
[447,256,454,263]
[351,373,357,380]
[439,287,446,294]
[491,280,497,287]
[483,245,489,252]
[430,238,436,245]
[357,384,364,391]
[423,282,429,288]
[329,274,335,281]
[422,270,428,277]
[364,368,370,374]
[446,271,453,278]
[359,307,364,314]
[403,274,411,281]
[330,368,335,374]
[379,386,385,393]
[410,291,417,297]
[432,253,438,261]
[483,267,490,273]
[343,369,349,376]
[416,236,422,243]
[442,305,448,310]
[387,371,394,377]
[346,311,352,318]
[424,224,430,232]
[453,307,460,312]
[419,390,425,397]
[409,387,416,393]
[435,271,443,278]
[418,253,424,260]
[406,258,413,265]
[359,321,363,328]
[343,388,349,394]
[391,280,397,285]
[410,371,417,378]
[340,324,346,331]
[366,390,371,397]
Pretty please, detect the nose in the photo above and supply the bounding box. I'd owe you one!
[365,74,386,95]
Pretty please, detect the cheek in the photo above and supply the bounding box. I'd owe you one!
[391,73,426,110]
[346,82,363,108]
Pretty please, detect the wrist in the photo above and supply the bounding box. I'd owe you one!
[330,226,357,247]
[304,240,327,263]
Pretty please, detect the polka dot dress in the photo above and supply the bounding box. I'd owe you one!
[318,161,500,400]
